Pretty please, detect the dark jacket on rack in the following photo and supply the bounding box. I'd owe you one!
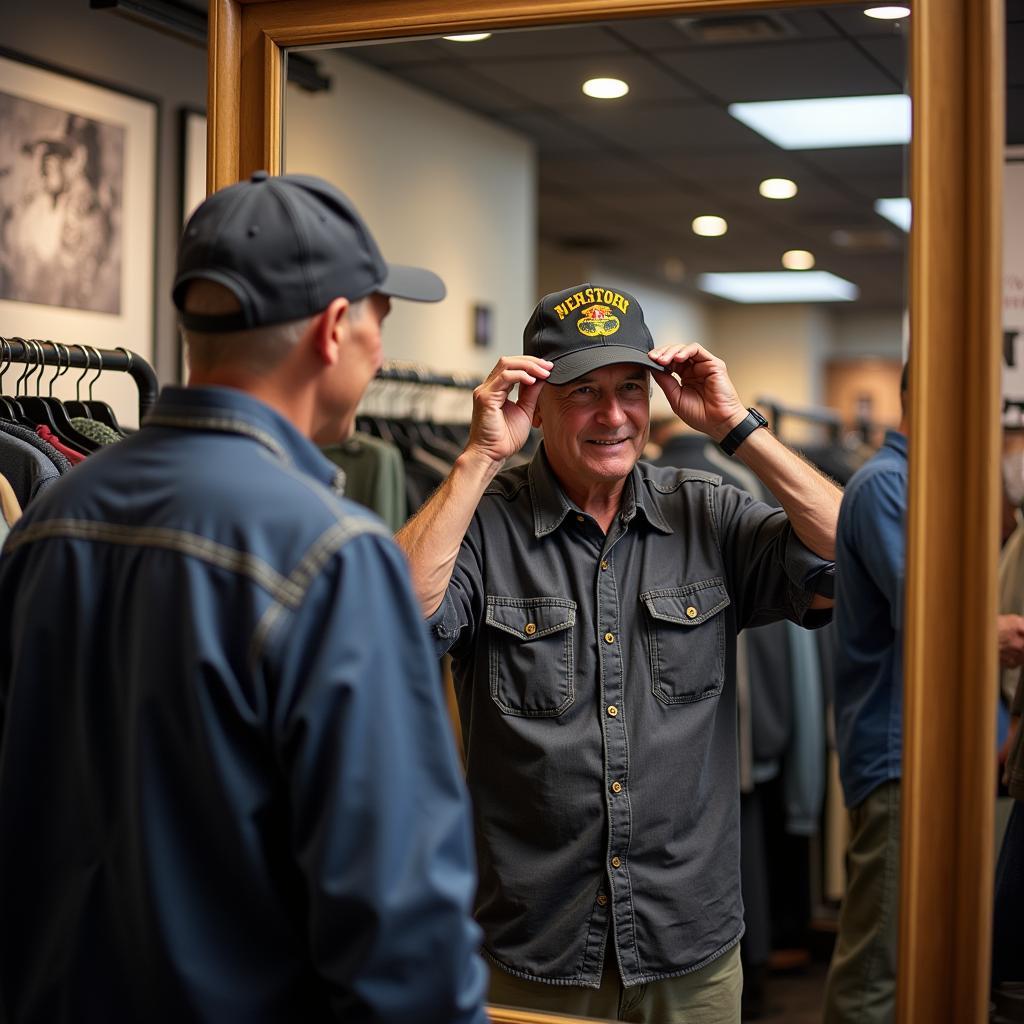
[0,385,485,1024]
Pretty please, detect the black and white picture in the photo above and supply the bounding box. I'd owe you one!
[0,92,125,313]
[0,52,156,427]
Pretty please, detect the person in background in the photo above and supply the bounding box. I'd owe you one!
[0,172,487,1024]
[397,283,840,1024]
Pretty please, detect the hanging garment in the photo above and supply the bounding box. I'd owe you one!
[36,425,86,465]
[321,433,407,531]
[71,417,122,446]
[0,430,62,507]
[0,421,73,474]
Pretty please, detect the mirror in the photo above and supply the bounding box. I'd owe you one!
[283,9,908,1021]
[212,0,1003,1020]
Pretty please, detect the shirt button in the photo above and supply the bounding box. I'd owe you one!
[604,632,615,644]
[611,856,622,869]
[524,622,537,636]
[686,606,698,619]
[597,894,608,906]
[607,705,618,717]
[600,560,610,570]
[611,781,623,794]
[576,514,585,523]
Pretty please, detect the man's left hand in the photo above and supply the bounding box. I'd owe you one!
[649,344,748,442]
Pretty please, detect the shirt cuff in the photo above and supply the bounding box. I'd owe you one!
[426,590,463,656]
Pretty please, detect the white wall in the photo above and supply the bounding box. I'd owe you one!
[710,304,832,442]
[286,51,536,383]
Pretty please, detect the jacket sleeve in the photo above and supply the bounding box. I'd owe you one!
[713,482,836,631]
[265,529,487,1024]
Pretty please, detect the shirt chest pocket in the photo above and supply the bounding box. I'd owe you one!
[641,578,731,705]
[485,596,576,718]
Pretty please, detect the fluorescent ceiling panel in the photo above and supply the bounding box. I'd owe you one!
[874,197,911,232]
[728,94,911,149]
[698,271,859,303]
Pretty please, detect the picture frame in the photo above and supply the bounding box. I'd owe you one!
[0,48,158,426]
[179,107,207,381]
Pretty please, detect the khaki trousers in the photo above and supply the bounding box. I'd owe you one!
[487,942,742,1024]
[823,780,901,1024]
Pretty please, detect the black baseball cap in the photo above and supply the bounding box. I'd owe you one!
[173,171,445,332]
[523,283,665,385]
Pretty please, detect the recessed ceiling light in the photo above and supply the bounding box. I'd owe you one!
[759,177,798,199]
[874,197,912,231]
[698,271,858,303]
[692,215,728,237]
[582,77,629,100]
[729,94,911,149]
[864,6,911,19]
[442,33,492,42]
[782,250,816,270]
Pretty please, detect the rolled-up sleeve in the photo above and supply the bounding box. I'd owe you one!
[713,483,835,631]
[426,517,486,660]
[267,532,487,1024]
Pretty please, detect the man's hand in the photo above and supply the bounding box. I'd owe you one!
[649,344,748,442]
[998,614,1024,668]
[466,356,551,465]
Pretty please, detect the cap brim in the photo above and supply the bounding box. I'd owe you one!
[379,263,446,303]
[547,345,669,385]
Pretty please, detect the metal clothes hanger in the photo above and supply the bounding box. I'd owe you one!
[63,345,94,421]
[35,343,99,453]
[0,339,25,422]
[82,346,123,434]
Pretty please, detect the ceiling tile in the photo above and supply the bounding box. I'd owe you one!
[656,40,900,102]
[437,24,628,59]
[495,110,602,154]
[393,64,527,114]
[858,37,907,87]
[343,39,450,67]
[551,100,767,154]
[539,154,666,191]
[467,53,695,108]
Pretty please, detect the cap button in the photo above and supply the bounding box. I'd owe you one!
[250,170,270,183]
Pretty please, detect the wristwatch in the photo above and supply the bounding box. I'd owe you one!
[718,407,768,457]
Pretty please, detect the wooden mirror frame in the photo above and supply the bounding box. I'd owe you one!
[207,2,1004,1021]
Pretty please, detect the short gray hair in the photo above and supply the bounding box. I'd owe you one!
[180,279,314,375]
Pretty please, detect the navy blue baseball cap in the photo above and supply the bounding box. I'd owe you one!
[173,171,445,332]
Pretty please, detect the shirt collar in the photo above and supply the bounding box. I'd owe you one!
[527,444,673,538]
[143,385,345,494]
[882,429,908,459]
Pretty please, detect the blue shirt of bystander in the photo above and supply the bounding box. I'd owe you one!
[833,429,908,810]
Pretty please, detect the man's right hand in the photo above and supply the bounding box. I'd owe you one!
[998,614,1024,668]
[465,356,552,465]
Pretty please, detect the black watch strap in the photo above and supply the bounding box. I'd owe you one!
[718,407,768,457]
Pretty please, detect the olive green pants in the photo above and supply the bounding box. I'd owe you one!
[823,780,901,1024]
[488,942,742,1024]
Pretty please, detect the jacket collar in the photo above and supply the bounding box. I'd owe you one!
[144,386,345,494]
[528,443,673,538]
[882,429,908,459]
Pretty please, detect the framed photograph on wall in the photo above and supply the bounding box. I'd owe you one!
[178,108,207,381]
[0,49,157,425]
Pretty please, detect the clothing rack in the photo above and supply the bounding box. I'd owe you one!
[376,362,482,389]
[0,338,158,420]
[756,396,842,444]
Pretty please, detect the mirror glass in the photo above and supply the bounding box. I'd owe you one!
[284,7,908,1020]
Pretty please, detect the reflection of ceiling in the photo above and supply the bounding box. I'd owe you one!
[343,7,913,311]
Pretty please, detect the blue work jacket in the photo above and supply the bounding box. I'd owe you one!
[0,386,486,1024]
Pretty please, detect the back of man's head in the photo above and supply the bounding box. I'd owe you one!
[173,171,445,369]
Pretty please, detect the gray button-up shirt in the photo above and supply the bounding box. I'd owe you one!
[429,444,832,987]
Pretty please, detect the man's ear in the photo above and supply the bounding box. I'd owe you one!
[311,297,350,366]
[532,404,543,429]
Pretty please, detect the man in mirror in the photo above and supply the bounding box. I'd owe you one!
[0,172,487,1024]
[397,283,840,1023]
